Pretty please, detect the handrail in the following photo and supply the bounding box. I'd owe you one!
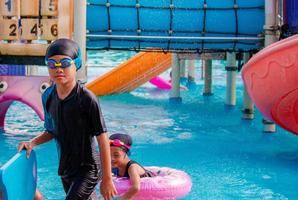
[87,34,263,41]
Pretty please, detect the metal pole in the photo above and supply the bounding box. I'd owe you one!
[74,0,87,83]
[87,34,263,41]
[200,59,204,80]
[26,65,38,75]
[187,60,195,83]
[180,59,186,79]
[170,53,181,102]
[263,0,278,132]
[265,0,278,46]
[225,52,237,106]
[203,59,212,96]
[242,53,254,119]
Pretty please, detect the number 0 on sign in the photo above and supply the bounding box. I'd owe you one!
[20,0,39,16]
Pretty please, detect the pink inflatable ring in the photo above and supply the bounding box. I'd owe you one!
[113,166,192,199]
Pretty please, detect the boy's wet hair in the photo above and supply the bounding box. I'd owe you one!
[109,133,132,154]
[45,38,82,71]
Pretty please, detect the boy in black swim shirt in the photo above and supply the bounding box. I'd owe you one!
[18,38,117,200]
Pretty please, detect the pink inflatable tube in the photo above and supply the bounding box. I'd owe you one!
[113,166,192,200]
[149,76,172,90]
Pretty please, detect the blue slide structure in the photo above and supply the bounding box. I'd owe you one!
[0,151,37,200]
[87,0,265,51]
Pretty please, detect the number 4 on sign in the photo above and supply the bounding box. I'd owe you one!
[20,19,39,40]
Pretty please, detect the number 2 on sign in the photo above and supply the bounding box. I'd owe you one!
[9,23,17,36]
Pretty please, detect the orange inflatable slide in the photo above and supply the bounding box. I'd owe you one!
[86,52,172,96]
[242,35,298,135]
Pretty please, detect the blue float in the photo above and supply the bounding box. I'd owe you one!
[0,151,37,200]
[87,0,265,51]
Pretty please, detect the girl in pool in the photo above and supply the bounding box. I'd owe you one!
[109,133,154,200]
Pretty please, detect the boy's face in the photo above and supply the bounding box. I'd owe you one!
[47,55,76,85]
[110,146,127,167]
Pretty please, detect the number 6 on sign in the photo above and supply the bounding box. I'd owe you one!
[40,18,58,40]
[0,0,20,16]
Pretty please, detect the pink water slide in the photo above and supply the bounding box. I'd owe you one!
[149,76,172,90]
[242,35,298,135]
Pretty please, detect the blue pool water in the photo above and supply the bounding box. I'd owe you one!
[1,51,298,199]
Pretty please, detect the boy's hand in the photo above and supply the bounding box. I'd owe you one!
[100,178,117,200]
[17,141,33,158]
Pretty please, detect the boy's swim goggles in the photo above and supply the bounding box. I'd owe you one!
[45,58,74,69]
[110,139,131,150]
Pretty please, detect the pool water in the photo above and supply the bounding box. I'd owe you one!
[1,51,298,199]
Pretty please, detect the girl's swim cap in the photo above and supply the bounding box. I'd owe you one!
[45,38,82,71]
[109,133,132,154]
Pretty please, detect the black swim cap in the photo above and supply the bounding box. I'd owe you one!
[109,133,132,153]
[45,38,82,71]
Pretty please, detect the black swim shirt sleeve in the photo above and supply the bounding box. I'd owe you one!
[88,96,107,136]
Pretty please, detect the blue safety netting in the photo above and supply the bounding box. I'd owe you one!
[86,0,265,52]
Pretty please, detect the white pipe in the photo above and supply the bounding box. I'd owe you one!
[74,0,87,83]
[170,53,181,102]
[180,60,186,78]
[242,53,254,119]
[203,59,212,96]
[225,52,237,106]
[265,0,278,46]
[26,65,38,75]
[200,59,204,80]
[187,60,195,83]
[262,0,277,132]
[87,34,263,41]
[263,119,276,132]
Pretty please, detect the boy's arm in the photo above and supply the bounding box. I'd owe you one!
[96,133,117,200]
[120,165,141,200]
[17,131,54,158]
